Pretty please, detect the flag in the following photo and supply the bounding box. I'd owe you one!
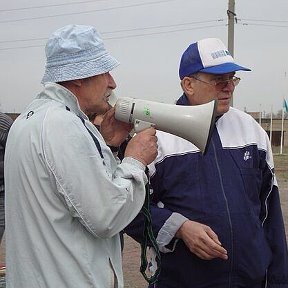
[284,99,288,113]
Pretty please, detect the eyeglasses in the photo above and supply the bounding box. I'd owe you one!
[189,75,241,89]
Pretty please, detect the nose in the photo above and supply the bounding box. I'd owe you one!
[108,72,117,89]
[223,79,235,92]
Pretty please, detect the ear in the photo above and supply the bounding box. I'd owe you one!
[181,77,195,95]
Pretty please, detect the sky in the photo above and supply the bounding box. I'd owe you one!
[1,0,288,115]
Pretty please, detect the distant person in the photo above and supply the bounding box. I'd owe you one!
[0,112,13,242]
[4,24,157,288]
[125,38,288,287]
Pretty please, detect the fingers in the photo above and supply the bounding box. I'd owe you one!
[195,228,228,260]
[125,127,158,165]
[103,108,132,131]
[102,107,115,124]
[138,127,157,137]
[193,247,226,261]
[177,220,228,261]
[100,106,135,146]
[205,227,222,246]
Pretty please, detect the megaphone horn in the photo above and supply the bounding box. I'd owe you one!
[115,97,216,154]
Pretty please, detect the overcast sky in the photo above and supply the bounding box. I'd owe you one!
[1,0,288,115]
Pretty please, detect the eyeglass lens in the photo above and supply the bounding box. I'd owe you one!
[216,77,239,88]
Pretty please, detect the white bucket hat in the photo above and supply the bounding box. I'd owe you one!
[41,24,119,83]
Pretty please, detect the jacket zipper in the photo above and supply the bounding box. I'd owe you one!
[212,139,233,288]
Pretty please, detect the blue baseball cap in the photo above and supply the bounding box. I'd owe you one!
[41,24,119,84]
[179,38,250,79]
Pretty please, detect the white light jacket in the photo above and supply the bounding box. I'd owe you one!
[4,83,147,288]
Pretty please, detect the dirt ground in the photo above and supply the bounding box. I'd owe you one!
[0,152,287,288]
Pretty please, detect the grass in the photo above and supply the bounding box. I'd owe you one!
[273,146,288,183]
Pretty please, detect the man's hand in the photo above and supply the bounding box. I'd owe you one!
[125,128,158,166]
[100,107,133,147]
[176,220,228,261]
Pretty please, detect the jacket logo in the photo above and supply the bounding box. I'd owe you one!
[244,151,252,161]
[26,111,34,119]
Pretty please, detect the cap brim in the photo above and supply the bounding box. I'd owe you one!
[200,62,251,74]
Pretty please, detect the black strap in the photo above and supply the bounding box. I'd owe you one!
[65,106,104,159]
[140,168,161,284]
[79,117,104,159]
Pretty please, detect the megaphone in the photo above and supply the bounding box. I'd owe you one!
[115,97,216,153]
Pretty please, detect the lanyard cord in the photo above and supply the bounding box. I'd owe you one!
[140,167,161,284]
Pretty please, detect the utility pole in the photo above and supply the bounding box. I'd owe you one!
[227,0,235,57]
[227,0,236,105]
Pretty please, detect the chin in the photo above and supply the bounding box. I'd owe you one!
[97,103,110,114]
[216,105,230,116]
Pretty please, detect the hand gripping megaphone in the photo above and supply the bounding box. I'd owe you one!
[114,97,217,153]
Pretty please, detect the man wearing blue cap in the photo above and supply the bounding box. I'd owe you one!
[4,24,158,288]
[126,38,288,287]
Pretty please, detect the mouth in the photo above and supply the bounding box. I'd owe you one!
[104,92,111,98]
[107,91,117,107]
[218,95,231,101]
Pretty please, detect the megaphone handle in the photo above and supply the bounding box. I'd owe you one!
[134,119,156,133]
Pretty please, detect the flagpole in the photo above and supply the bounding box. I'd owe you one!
[283,98,288,153]
[280,98,284,154]
[259,104,262,126]
[269,105,273,146]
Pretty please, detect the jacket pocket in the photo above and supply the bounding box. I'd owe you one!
[239,167,262,214]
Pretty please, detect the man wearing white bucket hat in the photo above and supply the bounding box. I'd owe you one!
[4,24,157,288]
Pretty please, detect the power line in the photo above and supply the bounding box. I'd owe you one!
[0,37,47,44]
[0,0,106,12]
[238,23,288,28]
[0,19,224,44]
[0,23,226,51]
[102,19,224,34]
[0,0,175,23]
[0,44,45,51]
[237,18,288,27]
[104,24,226,40]
[238,18,288,23]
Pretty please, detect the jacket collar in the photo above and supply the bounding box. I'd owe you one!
[37,82,88,119]
[176,93,189,106]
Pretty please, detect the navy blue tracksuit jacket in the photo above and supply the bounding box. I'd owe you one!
[125,95,288,288]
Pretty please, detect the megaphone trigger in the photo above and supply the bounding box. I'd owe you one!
[134,120,156,133]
